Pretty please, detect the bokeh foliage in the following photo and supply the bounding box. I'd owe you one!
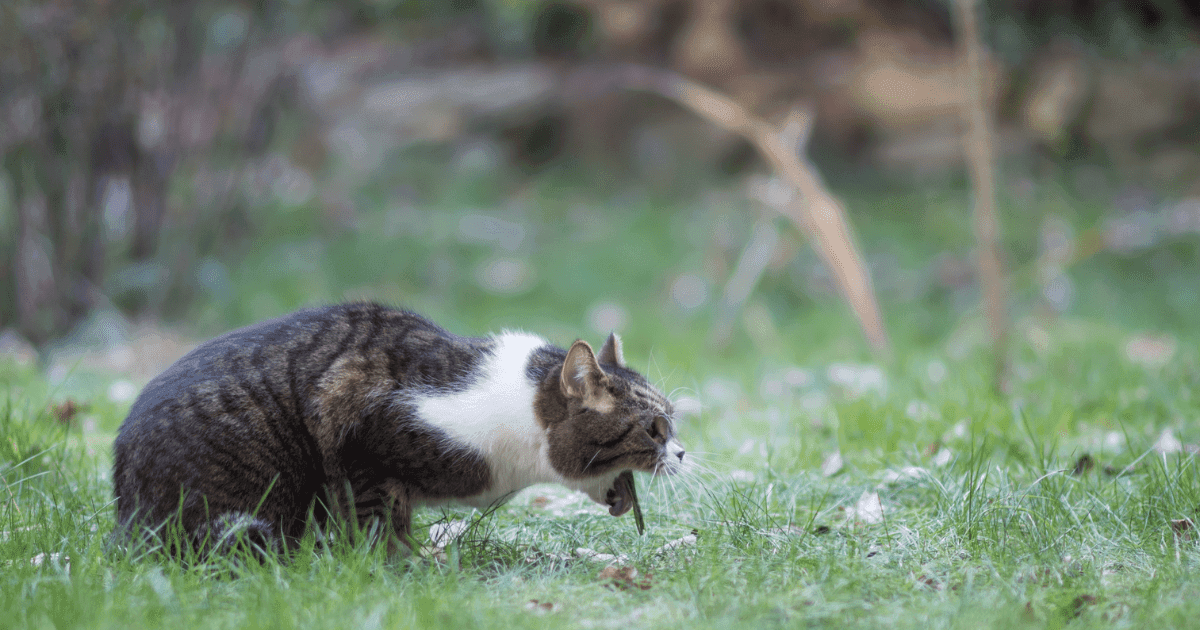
[2,0,1200,348]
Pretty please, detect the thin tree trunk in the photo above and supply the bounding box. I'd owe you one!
[955,0,1008,394]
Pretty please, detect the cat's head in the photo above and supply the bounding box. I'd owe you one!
[535,333,685,516]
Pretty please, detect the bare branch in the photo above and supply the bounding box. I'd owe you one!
[621,66,890,356]
[954,0,1008,393]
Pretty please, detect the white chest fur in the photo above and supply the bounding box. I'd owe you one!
[409,332,573,508]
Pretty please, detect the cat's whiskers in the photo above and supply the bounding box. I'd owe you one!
[583,449,603,473]
[667,386,700,402]
[647,346,662,386]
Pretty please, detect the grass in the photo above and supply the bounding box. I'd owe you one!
[5,162,1200,628]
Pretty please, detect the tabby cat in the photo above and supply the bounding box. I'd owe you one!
[112,303,684,555]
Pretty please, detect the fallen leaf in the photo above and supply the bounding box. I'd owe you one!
[729,470,756,483]
[879,466,927,485]
[827,363,888,398]
[30,552,69,571]
[1072,594,1098,617]
[1171,518,1194,540]
[820,451,844,477]
[575,548,628,564]
[524,599,559,614]
[598,565,651,590]
[916,574,941,590]
[1124,335,1176,368]
[429,520,469,549]
[654,534,697,554]
[1072,454,1095,476]
[812,525,831,535]
[1154,429,1183,454]
[530,496,551,508]
[905,400,938,421]
[49,400,85,425]
[851,491,884,524]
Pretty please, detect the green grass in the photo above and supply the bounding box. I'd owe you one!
[5,164,1200,628]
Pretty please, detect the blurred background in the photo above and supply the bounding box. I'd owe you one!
[1,0,1198,409]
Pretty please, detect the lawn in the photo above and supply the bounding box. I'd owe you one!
[3,166,1200,629]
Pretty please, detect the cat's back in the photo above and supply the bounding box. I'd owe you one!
[122,303,457,424]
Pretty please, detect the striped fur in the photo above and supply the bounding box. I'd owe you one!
[111,303,683,557]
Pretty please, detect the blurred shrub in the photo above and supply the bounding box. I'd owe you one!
[2,0,1199,347]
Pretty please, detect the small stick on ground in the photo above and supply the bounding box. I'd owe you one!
[954,0,1009,394]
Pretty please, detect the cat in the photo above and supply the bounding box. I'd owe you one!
[111,302,685,557]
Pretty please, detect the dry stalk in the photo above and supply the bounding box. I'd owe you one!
[618,66,890,356]
[954,0,1009,393]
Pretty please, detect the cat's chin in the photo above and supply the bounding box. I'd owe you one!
[573,471,629,516]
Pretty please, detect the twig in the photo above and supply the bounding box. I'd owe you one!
[618,66,890,356]
[954,0,1008,393]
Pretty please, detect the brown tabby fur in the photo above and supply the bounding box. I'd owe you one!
[112,303,681,557]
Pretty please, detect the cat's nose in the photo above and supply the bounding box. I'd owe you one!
[675,450,685,461]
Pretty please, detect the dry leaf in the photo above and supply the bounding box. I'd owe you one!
[49,400,85,425]
[1124,335,1176,369]
[655,534,697,554]
[820,451,844,477]
[575,548,628,564]
[524,599,559,614]
[852,491,884,524]
[598,565,651,591]
[30,552,68,571]
[879,466,927,485]
[1171,518,1194,540]
[1154,429,1183,455]
[1072,594,1098,617]
[1072,454,1095,476]
[916,574,941,590]
[429,520,468,549]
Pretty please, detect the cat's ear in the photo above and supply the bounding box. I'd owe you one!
[597,332,625,367]
[561,340,612,410]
